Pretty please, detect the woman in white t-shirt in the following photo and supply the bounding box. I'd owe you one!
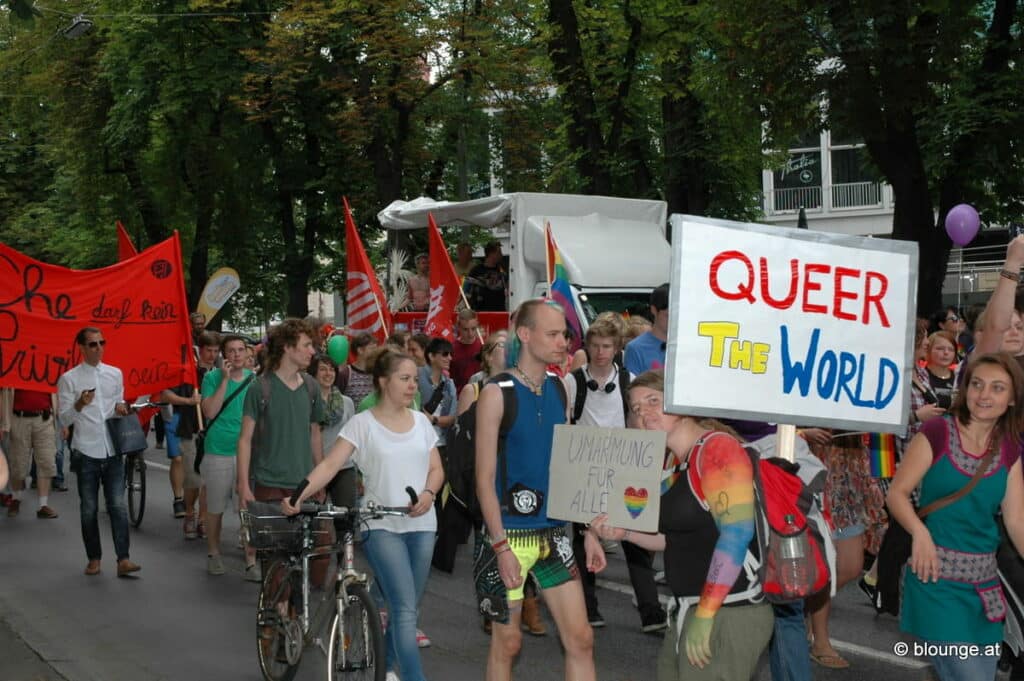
[285,349,444,681]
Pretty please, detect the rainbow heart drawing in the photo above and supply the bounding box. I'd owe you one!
[624,487,648,519]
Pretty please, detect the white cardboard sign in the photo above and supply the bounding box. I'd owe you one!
[665,216,918,433]
[547,425,666,532]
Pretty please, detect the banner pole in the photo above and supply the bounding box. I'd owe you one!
[776,424,797,464]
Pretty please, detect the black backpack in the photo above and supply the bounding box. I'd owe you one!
[570,365,631,425]
[444,371,567,521]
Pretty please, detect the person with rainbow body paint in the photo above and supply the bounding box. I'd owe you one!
[592,370,772,680]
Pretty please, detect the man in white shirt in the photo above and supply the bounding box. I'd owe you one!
[57,327,140,578]
[564,317,633,628]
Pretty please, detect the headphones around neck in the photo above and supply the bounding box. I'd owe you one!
[585,366,618,393]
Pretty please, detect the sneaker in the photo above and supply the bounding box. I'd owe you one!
[385,672,400,681]
[416,629,431,648]
[245,562,262,583]
[640,608,667,633]
[117,559,142,577]
[7,499,20,517]
[858,576,877,604]
[588,610,606,628]
[155,442,164,450]
[207,554,225,576]
[173,499,186,518]
[183,517,198,540]
[54,481,69,492]
[197,520,206,539]
[36,505,59,519]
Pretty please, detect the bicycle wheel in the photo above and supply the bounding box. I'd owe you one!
[257,559,303,681]
[327,583,384,681]
[126,454,146,527]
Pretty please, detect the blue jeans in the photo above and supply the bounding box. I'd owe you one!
[77,455,130,561]
[927,642,999,681]
[362,530,435,681]
[769,601,812,681]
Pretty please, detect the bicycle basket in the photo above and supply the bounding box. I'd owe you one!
[240,501,305,554]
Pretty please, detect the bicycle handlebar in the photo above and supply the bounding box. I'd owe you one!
[289,481,419,509]
[293,500,414,520]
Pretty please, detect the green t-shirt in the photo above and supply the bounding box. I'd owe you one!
[357,390,421,413]
[200,368,253,456]
[243,373,325,488]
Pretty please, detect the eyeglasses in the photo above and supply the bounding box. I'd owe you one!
[946,316,960,322]
[439,351,453,357]
[85,340,106,349]
[629,394,663,416]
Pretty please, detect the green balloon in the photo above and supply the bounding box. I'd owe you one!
[327,335,350,365]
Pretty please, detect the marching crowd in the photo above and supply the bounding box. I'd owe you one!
[7,238,1024,681]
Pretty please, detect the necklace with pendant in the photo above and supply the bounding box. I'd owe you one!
[515,366,545,424]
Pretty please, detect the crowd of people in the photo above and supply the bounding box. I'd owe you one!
[8,239,1024,681]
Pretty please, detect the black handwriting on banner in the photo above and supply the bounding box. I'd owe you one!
[89,294,181,328]
[0,310,76,387]
[0,256,76,321]
[127,361,180,391]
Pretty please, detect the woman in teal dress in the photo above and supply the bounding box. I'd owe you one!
[888,352,1024,681]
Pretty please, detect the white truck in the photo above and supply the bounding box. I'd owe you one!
[377,192,671,326]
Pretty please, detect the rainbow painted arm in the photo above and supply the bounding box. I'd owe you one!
[693,436,756,620]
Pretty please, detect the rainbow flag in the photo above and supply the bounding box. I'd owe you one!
[545,222,583,353]
[866,432,897,478]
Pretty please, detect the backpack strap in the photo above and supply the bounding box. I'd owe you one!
[618,365,631,423]
[571,368,587,424]
[491,373,518,512]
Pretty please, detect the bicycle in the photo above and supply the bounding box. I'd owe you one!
[123,400,165,528]
[241,486,418,681]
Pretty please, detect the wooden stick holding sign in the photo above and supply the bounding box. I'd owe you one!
[776,423,796,463]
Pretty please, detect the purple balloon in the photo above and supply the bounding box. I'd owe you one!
[945,204,980,246]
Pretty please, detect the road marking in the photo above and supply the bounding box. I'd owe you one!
[146,458,170,471]
[595,578,930,670]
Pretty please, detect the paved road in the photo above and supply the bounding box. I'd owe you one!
[1,446,939,680]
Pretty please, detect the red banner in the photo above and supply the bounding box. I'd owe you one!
[344,197,391,343]
[0,234,197,397]
[423,213,465,340]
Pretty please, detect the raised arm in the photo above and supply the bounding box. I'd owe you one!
[977,236,1024,354]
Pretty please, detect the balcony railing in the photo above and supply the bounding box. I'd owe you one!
[832,181,883,209]
[771,186,822,212]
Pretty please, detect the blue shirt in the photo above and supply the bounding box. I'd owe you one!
[500,375,566,529]
[624,331,666,376]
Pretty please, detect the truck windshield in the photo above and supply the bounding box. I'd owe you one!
[578,291,653,323]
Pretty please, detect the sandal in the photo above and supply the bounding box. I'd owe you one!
[810,651,850,669]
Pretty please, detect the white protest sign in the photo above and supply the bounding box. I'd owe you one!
[547,425,666,532]
[665,216,918,433]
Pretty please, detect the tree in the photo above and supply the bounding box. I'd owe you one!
[711,0,1024,313]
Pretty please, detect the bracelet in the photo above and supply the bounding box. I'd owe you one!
[1001,268,1021,283]
[422,488,436,499]
[495,545,512,555]
[491,537,509,552]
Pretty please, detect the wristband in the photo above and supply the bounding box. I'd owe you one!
[491,537,509,552]
[1001,268,1021,283]
[422,488,436,499]
[496,545,512,555]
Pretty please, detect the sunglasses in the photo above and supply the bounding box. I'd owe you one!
[439,351,453,357]
[85,340,106,349]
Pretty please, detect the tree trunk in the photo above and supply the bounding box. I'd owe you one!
[121,155,165,247]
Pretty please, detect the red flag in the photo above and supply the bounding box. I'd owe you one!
[0,233,197,396]
[116,220,138,261]
[344,197,391,343]
[423,213,465,340]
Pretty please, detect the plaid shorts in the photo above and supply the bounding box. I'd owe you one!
[473,524,577,624]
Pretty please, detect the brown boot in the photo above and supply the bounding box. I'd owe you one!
[520,596,547,636]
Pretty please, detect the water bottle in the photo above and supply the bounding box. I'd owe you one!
[777,514,810,598]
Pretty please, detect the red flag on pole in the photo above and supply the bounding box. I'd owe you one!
[116,220,138,261]
[344,197,391,343]
[423,213,465,340]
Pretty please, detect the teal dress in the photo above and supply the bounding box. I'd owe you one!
[901,415,1015,644]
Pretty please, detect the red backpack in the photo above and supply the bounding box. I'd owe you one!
[684,431,832,604]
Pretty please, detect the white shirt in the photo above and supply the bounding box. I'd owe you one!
[564,364,633,428]
[58,362,124,459]
[339,410,438,534]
